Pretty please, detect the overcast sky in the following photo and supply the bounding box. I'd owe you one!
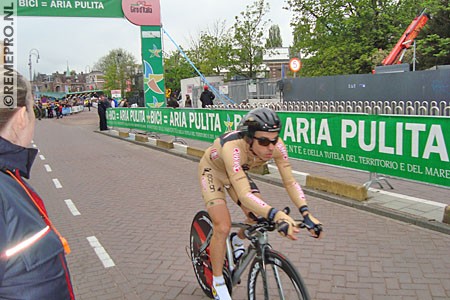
[17,0,294,80]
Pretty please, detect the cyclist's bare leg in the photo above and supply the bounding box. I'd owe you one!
[206,199,231,276]
[227,186,259,240]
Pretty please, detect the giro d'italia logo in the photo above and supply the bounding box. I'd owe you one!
[122,0,161,26]
[130,1,152,13]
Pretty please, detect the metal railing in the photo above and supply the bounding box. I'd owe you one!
[208,100,450,116]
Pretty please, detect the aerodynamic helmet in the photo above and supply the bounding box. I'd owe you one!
[238,107,281,138]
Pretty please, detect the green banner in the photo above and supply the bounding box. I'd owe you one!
[279,113,449,187]
[106,108,450,187]
[107,108,244,141]
[17,0,123,17]
[140,26,165,108]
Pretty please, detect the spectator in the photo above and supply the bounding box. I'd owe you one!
[174,89,182,101]
[47,102,54,118]
[167,93,180,108]
[97,95,110,131]
[86,99,92,111]
[55,102,63,119]
[0,70,75,299]
[36,100,43,120]
[185,94,192,107]
[200,85,215,108]
[110,98,117,108]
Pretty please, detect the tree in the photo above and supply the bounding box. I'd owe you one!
[416,0,450,68]
[195,20,233,76]
[163,49,196,91]
[266,24,283,48]
[231,0,270,78]
[94,48,137,97]
[288,0,426,75]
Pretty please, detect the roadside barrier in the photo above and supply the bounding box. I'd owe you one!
[210,100,450,116]
[444,206,450,224]
[107,108,450,189]
[40,105,84,118]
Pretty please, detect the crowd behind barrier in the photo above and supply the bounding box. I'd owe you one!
[208,100,450,116]
[39,105,85,118]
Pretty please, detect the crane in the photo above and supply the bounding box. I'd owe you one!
[382,9,429,66]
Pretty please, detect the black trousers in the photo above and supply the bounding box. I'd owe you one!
[99,112,108,130]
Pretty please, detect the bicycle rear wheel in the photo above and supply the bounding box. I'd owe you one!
[247,249,310,300]
[190,210,232,299]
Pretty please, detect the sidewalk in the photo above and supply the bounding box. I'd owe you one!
[104,128,450,234]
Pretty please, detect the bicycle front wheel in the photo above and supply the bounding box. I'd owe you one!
[247,249,310,300]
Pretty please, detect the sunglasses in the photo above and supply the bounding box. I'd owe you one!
[254,136,278,146]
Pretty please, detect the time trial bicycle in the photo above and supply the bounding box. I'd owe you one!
[189,207,312,299]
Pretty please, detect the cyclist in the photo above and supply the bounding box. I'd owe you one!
[198,107,323,300]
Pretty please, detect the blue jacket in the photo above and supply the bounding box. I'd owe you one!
[0,137,75,299]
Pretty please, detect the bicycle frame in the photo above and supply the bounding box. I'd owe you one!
[191,210,311,300]
[199,220,273,287]
[226,222,273,287]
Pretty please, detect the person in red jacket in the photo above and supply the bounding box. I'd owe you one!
[0,70,75,299]
[200,85,215,108]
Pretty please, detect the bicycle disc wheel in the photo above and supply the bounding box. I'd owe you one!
[247,249,310,300]
[190,210,215,298]
[190,211,233,298]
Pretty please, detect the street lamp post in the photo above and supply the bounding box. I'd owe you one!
[28,48,40,84]
[116,53,123,98]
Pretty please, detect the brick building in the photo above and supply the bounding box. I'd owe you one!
[34,70,105,96]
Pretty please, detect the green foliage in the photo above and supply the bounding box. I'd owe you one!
[94,0,448,89]
[163,50,196,91]
[287,0,440,75]
[231,0,270,78]
[266,24,283,48]
[102,64,119,95]
[94,49,137,96]
[416,0,450,68]
[167,20,233,85]
[195,20,233,76]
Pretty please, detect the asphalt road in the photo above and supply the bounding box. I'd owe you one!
[28,110,450,300]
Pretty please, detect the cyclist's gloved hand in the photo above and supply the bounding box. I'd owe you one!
[299,205,323,239]
[273,210,299,240]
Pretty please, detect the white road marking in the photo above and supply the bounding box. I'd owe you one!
[44,164,52,172]
[39,155,45,160]
[86,236,116,268]
[64,199,81,216]
[32,144,37,148]
[52,178,62,189]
